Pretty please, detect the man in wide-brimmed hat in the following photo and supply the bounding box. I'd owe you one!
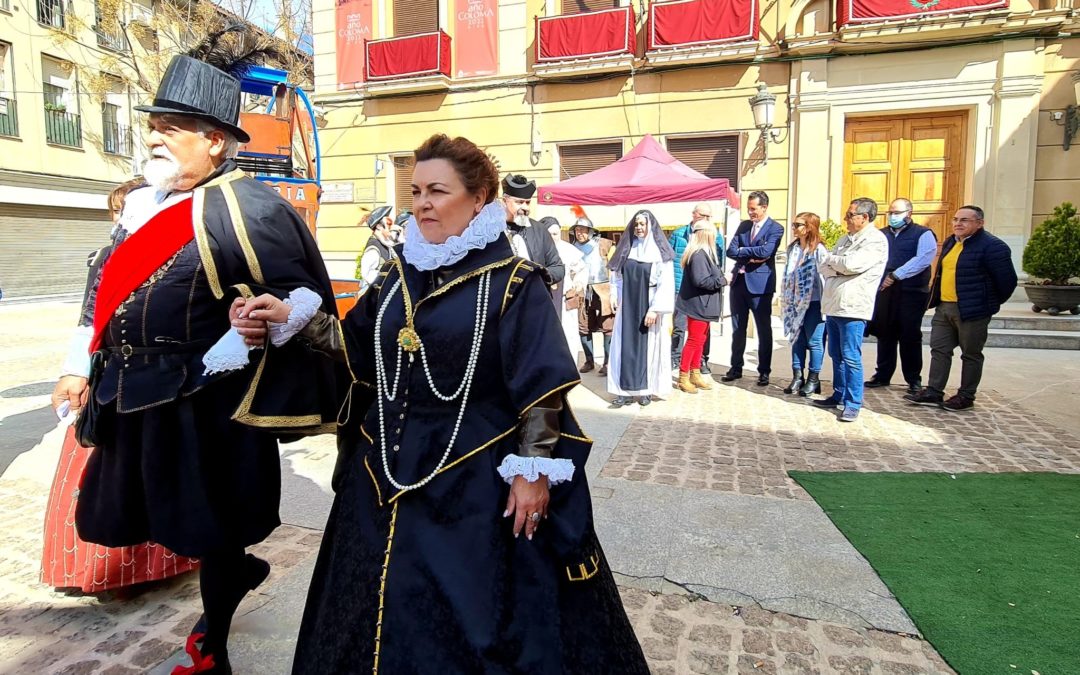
[50,31,340,674]
[357,204,399,293]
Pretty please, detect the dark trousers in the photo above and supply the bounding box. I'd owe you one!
[729,279,773,375]
[672,310,711,366]
[874,289,929,385]
[927,302,991,400]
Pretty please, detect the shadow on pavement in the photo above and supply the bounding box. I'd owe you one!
[0,404,57,475]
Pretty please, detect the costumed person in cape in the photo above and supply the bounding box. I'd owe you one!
[501,173,566,292]
[47,27,341,675]
[43,178,200,595]
[357,205,398,294]
[570,207,615,375]
[606,210,676,407]
[231,134,649,674]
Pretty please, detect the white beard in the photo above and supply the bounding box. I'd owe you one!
[142,156,183,191]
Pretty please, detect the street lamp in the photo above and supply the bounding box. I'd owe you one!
[748,83,783,164]
[1064,71,1080,151]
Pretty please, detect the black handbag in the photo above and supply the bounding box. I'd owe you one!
[73,351,107,448]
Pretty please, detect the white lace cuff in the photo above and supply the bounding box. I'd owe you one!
[269,287,322,347]
[202,327,255,375]
[497,455,575,486]
[60,325,94,378]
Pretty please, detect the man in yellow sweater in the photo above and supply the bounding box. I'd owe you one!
[906,205,1017,411]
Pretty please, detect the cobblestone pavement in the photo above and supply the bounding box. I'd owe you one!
[621,587,953,674]
[601,380,1080,500]
[0,474,321,675]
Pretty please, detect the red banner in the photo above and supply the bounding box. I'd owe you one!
[455,0,499,78]
[838,0,1007,25]
[367,31,452,81]
[648,0,758,50]
[336,0,372,89]
[536,7,635,63]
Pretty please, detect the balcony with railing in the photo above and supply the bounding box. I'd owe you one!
[0,97,17,137]
[645,0,762,65]
[44,106,82,147]
[37,0,65,29]
[364,30,452,95]
[534,7,636,78]
[96,21,129,51]
[103,120,133,156]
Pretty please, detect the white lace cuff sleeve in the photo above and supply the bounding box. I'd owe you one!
[496,455,575,486]
[269,287,322,347]
[60,325,94,378]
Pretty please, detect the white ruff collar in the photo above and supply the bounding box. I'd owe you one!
[402,201,507,271]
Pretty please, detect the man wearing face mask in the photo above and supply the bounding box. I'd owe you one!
[866,198,937,395]
[358,205,399,294]
[501,174,565,288]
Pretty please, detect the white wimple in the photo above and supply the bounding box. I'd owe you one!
[374,271,492,492]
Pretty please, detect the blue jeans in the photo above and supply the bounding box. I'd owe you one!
[791,301,825,373]
[826,316,866,410]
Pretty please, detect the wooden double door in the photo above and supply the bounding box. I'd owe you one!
[843,111,968,248]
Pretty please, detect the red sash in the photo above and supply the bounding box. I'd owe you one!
[90,198,196,352]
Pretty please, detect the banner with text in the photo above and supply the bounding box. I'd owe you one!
[336,0,373,89]
[455,0,499,78]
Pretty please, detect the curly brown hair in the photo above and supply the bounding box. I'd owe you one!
[413,134,499,205]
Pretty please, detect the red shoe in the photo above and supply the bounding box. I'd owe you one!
[172,634,231,675]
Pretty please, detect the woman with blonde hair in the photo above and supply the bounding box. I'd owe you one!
[781,212,828,396]
[674,221,729,393]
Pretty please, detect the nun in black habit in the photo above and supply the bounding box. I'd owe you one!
[234,134,648,674]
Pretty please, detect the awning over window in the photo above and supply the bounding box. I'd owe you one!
[536,7,636,63]
[648,0,758,50]
[366,30,451,81]
[837,0,1007,26]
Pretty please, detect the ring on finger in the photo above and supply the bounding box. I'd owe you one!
[529,512,541,522]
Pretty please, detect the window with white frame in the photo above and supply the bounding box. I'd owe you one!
[41,55,82,147]
[0,43,16,136]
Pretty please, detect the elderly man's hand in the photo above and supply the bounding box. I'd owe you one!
[51,376,89,413]
[230,297,271,347]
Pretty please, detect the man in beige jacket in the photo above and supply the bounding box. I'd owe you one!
[814,197,889,422]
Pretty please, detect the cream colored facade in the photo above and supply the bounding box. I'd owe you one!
[310,0,1079,280]
[0,0,158,296]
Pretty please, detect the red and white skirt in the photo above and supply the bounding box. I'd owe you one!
[40,426,199,593]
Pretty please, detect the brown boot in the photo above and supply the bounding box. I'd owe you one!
[677,371,698,394]
[689,369,712,390]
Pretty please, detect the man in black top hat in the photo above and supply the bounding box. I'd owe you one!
[358,204,398,293]
[501,174,565,286]
[49,29,339,674]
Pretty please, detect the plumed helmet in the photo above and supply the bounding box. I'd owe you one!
[366,205,393,229]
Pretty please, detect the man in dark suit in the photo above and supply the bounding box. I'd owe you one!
[723,190,784,386]
[501,174,565,286]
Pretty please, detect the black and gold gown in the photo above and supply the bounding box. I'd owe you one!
[293,236,648,674]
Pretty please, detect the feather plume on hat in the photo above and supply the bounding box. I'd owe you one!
[570,204,595,231]
[186,23,285,80]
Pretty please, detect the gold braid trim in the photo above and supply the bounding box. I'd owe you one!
[365,455,383,507]
[191,188,223,299]
[220,182,264,285]
[414,257,517,311]
[566,554,600,582]
[372,503,399,673]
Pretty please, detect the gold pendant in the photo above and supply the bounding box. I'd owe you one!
[397,325,421,352]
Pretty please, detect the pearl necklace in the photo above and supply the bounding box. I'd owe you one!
[374,271,492,492]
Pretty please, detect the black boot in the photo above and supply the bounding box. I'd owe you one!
[783,369,804,394]
[799,371,820,397]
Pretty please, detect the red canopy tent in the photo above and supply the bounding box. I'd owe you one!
[538,134,739,208]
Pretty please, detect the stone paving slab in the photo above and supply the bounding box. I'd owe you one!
[601,380,1080,500]
[622,586,954,675]
[593,478,917,633]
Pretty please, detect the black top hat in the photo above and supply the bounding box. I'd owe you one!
[502,174,536,200]
[135,55,250,143]
[367,205,393,229]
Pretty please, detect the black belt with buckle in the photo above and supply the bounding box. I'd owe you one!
[106,338,214,357]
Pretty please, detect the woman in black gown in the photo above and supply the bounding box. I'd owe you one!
[236,134,648,674]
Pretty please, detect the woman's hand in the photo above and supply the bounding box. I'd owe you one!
[644,311,658,328]
[230,295,272,347]
[504,475,550,541]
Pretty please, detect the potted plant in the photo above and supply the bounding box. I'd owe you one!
[1021,202,1080,315]
[820,218,845,249]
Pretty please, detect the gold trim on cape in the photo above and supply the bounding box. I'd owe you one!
[220,182,265,285]
[191,188,223,299]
